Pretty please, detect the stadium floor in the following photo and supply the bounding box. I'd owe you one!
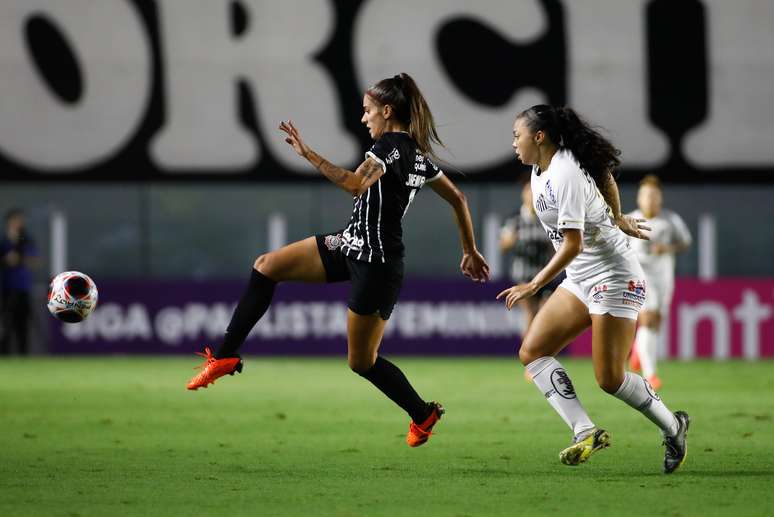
[1,357,772,516]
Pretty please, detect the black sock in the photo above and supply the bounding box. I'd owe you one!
[216,269,276,358]
[359,356,430,423]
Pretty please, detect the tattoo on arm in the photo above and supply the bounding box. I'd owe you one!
[358,160,382,181]
[308,150,350,186]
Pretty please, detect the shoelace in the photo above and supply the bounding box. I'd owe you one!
[192,347,216,371]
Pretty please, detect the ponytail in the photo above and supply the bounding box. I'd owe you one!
[366,73,444,159]
[517,105,621,190]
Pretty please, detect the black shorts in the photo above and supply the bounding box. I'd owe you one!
[315,233,404,320]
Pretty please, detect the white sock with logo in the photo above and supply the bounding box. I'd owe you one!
[526,357,595,437]
[635,326,659,378]
[613,371,678,436]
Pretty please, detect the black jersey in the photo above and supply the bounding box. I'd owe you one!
[340,132,443,263]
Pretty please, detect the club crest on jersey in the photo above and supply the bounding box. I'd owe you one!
[535,194,549,212]
[324,233,343,251]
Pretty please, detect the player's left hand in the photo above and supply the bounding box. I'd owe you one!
[496,282,538,310]
[617,215,651,240]
[460,250,490,283]
[279,120,312,158]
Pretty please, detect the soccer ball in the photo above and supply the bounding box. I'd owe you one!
[47,271,99,323]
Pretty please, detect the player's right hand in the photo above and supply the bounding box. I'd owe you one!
[496,282,538,310]
[460,251,490,283]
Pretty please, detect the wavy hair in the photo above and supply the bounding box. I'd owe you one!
[517,105,621,190]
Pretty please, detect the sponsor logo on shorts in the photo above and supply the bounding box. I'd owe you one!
[622,291,645,307]
[550,368,577,399]
[324,233,343,251]
[591,284,608,303]
[623,279,646,307]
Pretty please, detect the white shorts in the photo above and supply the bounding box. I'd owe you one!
[559,258,647,321]
[642,273,674,314]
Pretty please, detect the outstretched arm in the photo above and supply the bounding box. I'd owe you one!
[599,173,650,240]
[497,229,582,310]
[428,174,490,283]
[279,120,383,196]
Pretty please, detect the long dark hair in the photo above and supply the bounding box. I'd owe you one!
[366,73,443,159]
[517,105,621,190]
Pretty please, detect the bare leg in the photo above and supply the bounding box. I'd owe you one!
[592,313,678,436]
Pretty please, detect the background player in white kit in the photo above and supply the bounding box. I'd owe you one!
[497,105,690,473]
[628,175,692,390]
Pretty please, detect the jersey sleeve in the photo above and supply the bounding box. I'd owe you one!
[364,136,396,174]
[668,211,693,247]
[554,166,587,232]
[424,157,444,183]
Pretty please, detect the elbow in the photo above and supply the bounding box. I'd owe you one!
[451,189,467,208]
[564,238,583,257]
[350,180,367,197]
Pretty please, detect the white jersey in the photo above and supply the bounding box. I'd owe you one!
[628,208,692,281]
[531,149,633,282]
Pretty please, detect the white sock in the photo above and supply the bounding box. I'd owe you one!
[526,357,595,437]
[613,372,678,436]
[635,326,659,378]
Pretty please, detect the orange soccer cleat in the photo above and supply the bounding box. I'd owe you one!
[186,347,243,390]
[629,346,641,372]
[406,402,445,448]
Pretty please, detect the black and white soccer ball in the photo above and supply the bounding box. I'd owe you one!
[47,271,99,323]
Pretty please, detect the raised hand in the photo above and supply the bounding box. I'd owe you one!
[278,120,312,158]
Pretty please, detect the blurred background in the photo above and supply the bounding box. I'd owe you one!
[1,0,772,359]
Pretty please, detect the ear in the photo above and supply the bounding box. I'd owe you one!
[382,104,393,120]
[533,130,545,145]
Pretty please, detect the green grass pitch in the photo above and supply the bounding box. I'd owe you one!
[1,357,773,516]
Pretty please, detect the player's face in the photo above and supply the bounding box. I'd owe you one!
[361,94,387,140]
[512,118,539,165]
[637,184,663,217]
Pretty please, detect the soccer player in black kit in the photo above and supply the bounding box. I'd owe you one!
[187,73,490,447]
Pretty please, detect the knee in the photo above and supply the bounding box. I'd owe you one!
[253,253,272,275]
[518,345,538,367]
[596,372,624,394]
[348,355,375,375]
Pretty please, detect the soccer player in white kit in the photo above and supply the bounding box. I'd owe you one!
[497,105,689,473]
[628,175,692,390]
